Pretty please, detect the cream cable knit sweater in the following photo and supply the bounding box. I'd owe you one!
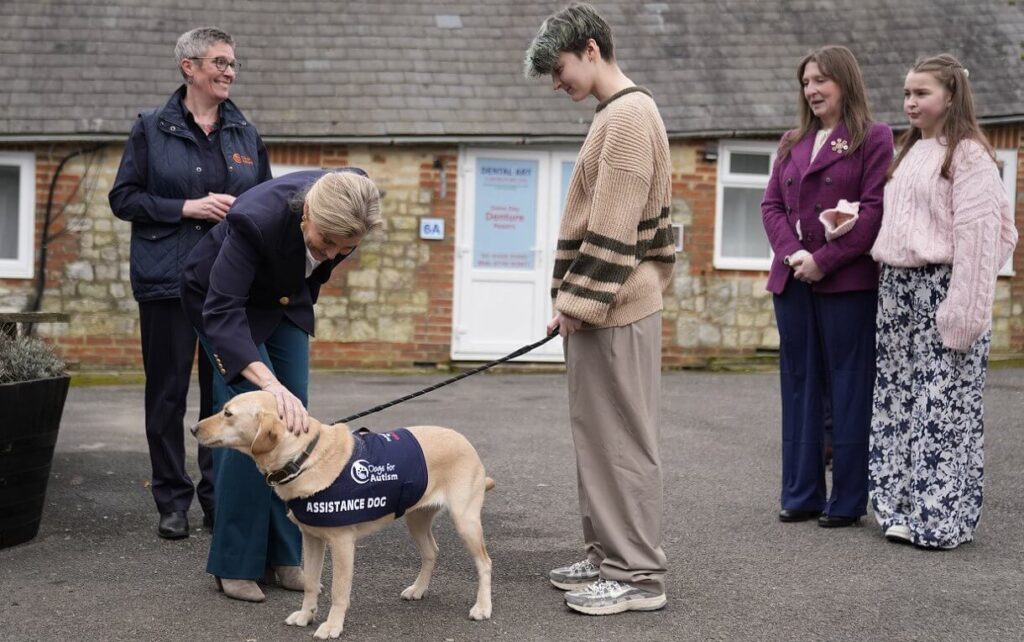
[552,87,675,327]
[871,137,1018,351]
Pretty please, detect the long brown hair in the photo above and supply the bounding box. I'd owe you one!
[778,46,874,160]
[888,54,995,181]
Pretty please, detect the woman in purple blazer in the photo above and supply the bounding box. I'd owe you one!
[761,46,893,528]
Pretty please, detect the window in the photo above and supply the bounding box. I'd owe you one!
[0,152,36,279]
[714,141,776,270]
[996,149,1017,277]
[271,163,322,178]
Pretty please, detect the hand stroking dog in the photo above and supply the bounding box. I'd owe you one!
[191,390,494,639]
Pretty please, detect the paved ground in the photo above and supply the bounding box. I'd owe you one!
[1,368,1022,642]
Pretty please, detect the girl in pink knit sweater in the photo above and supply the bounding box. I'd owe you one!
[868,55,1018,550]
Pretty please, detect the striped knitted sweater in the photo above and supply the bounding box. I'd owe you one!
[871,137,1018,351]
[553,86,675,327]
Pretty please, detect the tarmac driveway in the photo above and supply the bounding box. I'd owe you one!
[1,368,1022,641]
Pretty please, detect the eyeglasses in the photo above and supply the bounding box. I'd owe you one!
[190,57,242,72]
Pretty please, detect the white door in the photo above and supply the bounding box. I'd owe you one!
[452,148,577,361]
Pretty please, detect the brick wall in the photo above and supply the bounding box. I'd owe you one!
[988,126,1024,351]
[0,143,142,365]
[2,123,1021,370]
[663,139,778,367]
[292,146,459,369]
[0,142,464,369]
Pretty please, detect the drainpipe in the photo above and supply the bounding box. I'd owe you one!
[25,144,103,335]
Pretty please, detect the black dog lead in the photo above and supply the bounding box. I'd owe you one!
[331,328,560,425]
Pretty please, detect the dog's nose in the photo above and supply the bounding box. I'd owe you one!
[189,423,199,437]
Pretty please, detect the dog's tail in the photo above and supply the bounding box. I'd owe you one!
[484,477,496,492]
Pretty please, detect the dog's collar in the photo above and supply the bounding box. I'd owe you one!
[265,432,320,487]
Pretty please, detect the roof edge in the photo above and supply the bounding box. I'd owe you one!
[670,114,1024,140]
[1,114,1020,145]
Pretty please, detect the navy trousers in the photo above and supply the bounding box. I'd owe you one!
[773,282,877,518]
[138,299,214,516]
[202,319,307,580]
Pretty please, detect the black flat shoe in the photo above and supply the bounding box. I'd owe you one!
[202,510,215,530]
[158,511,189,539]
[818,514,860,528]
[778,509,821,523]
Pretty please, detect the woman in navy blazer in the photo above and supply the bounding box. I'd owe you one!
[181,168,382,601]
[761,46,893,528]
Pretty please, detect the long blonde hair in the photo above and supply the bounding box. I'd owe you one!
[888,54,995,181]
[778,46,874,160]
[305,171,382,238]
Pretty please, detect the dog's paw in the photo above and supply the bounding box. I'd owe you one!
[468,603,492,621]
[285,610,314,627]
[400,584,427,601]
[313,622,344,639]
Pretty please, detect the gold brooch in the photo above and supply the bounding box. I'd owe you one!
[831,138,850,154]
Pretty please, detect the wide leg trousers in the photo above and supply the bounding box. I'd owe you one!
[565,312,667,595]
[202,319,307,580]
[773,282,877,518]
[869,265,988,549]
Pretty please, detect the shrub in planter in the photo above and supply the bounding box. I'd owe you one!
[0,334,70,549]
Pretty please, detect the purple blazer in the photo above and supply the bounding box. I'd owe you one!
[761,121,893,294]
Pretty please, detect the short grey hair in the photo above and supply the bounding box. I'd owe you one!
[174,27,235,79]
[523,3,614,78]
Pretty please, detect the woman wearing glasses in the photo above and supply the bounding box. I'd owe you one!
[108,27,270,545]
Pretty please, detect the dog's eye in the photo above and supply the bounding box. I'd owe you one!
[224,409,233,418]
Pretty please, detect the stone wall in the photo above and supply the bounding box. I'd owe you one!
[1,124,1021,370]
[0,142,459,369]
[663,140,780,366]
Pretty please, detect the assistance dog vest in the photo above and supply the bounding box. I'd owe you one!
[288,428,428,527]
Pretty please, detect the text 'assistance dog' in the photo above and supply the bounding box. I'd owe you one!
[191,390,494,639]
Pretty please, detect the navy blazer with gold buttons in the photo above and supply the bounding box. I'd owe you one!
[180,169,365,383]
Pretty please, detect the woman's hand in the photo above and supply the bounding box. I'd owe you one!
[791,252,824,283]
[183,193,235,222]
[261,380,310,435]
[243,361,309,435]
[546,311,583,338]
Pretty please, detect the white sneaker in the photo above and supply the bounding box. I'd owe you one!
[549,559,600,590]
[885,524,913,544]
[564,579,667,616]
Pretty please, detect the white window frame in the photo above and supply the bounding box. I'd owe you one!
[0,152,36,279]
[271,163,322,178]
[714,140,777,271]
[996,149,1017,277]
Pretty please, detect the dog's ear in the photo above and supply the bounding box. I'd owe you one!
[250,412,279,456]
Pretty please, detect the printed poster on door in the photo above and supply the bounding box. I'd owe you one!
[473,158,537,270]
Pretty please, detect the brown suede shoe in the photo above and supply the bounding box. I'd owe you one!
[272,565,305,592]
[216,577,266,602]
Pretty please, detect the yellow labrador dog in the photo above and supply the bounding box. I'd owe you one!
[191,390,493,639]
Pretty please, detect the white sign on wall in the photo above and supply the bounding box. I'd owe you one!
[419,217,445,240]
[472,158,538,270]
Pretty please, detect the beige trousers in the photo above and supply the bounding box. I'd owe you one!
[565,311,667,594]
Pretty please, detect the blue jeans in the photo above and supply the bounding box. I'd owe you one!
[201,319,308,580]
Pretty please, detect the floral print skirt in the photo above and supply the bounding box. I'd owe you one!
[868,264,990,549]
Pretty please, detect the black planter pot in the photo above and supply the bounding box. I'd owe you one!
[0,375,71,550]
